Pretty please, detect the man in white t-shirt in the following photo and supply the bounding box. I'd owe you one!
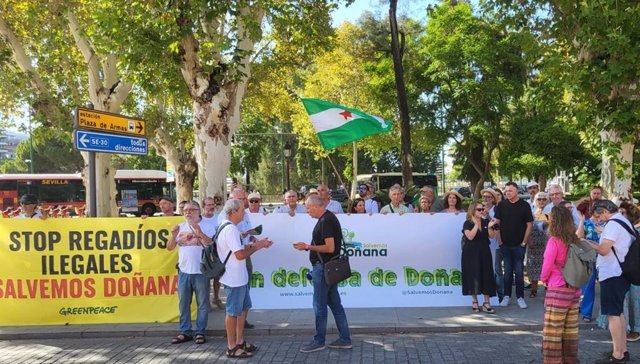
[217,188,258,328]
[200,196,222,310]
[217,198,272,358]
[246,192,267,214]
[274,190,306,216]
[317,184,343,214]
[589,199,634,363]
[166,201,217,345]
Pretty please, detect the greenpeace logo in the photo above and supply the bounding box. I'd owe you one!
[341,229,388,257]
[59,306,118,316]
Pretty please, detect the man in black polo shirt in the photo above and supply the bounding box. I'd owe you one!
[494,182,533,309]
[293,194,352,353]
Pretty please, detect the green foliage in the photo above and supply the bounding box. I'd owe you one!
[0,126,83,173]
[0,0,84,128]
[111,149,166,171]
[484,0,640,183]
[418,2,528,193]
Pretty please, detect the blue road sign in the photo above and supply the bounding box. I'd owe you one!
[74,130,148,155]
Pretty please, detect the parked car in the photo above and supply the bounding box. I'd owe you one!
[330,186,349,202]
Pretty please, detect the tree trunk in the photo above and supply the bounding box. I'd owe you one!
[538,175,547,192]
[473,177,485,200]
[175,162,196,203]
[389,0,413,187]
[69,12,132,217]
[151,126,197,204]
[601,130,634,200]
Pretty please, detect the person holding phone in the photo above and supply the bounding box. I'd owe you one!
[166,201,216,345]
[293,194,352,353]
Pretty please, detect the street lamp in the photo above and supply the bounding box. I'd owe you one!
[283,142,292,191]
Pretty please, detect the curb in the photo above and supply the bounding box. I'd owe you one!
[0,323,598,341]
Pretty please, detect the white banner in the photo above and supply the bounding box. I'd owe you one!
[246,212,476,308]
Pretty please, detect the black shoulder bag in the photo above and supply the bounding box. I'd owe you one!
[200,222,232,280]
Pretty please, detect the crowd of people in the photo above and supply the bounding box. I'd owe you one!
[459,182,640,364]
[164,188,349,357]
[7,180,640,362]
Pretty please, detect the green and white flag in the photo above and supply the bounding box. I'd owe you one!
[301,98,392,150]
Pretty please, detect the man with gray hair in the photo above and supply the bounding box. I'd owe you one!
[218,188,257,329]
[544,184,581,227]
[293,194,352,352]
[317,184,344,214]
[380,184,412,214]
[166,201,217,345]
[218,199,273,358]
[274,190,307,216]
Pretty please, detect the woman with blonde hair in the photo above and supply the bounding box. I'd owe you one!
[527,191,550,298]
[540,205,582,363]
[461,201,498,313]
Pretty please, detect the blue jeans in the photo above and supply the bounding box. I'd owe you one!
[580,263,597,318]
[494,247,504,300]
[501,245,526,300]
[177,271,210,335]
[624,284,640,332]
[311,263,351,344]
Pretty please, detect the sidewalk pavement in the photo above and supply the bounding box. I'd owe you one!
[0,287,600,340]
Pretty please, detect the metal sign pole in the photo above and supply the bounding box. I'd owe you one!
[86,103,97,217]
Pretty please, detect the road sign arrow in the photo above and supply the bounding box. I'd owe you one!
[136,121,144,134]
[79,133,89,148]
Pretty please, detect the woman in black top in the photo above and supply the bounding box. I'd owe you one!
[462,201,498,313]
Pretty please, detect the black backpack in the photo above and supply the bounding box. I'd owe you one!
[610,219,640,285]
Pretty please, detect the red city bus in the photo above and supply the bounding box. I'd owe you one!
[0,170,174,216]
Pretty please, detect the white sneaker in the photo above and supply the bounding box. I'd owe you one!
[499,296,510,307]
[517,297,528,309]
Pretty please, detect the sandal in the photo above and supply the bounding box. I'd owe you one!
[529,290,537,298]
[240,341,257,353]
[226,344,253,358]
[482,303,496,314]
[194,334,206,344]
[583,316,592,323]
[171,333,193,344]
[472,301,480,312]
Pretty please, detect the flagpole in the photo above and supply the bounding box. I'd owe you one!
[326,155,348,198]
[349,141,358,212]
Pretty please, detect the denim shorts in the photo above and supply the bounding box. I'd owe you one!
[600,275,630,316]
[223,284,252,317]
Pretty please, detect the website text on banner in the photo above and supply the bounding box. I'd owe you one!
[0,217,182,326]
[247,213,473,309]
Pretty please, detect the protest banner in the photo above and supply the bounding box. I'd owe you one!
[0,217,182,325]
[0,213,481,325]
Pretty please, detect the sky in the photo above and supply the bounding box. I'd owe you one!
[331,0,433,27]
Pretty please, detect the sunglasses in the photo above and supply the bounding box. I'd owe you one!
[476,208,485,212]
[249,199,260,203]
[537,198,547,201]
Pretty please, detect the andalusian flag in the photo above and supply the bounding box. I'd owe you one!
[301,98,392,150]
